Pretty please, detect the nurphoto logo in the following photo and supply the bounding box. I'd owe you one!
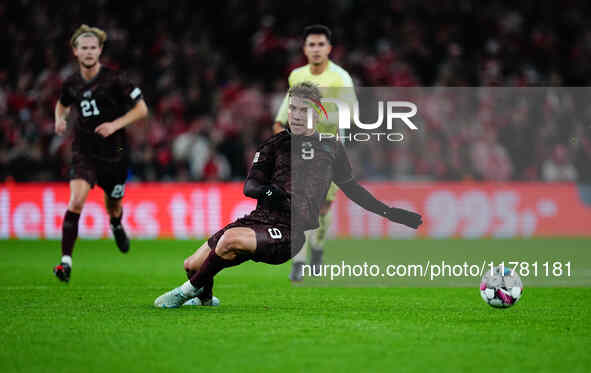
[306,98,419,142]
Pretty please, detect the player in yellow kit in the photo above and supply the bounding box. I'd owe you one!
[273,25,358,281]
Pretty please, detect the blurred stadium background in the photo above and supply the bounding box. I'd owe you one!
[2,0,591,183]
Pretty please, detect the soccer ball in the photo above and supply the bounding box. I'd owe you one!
[480,266,523,308]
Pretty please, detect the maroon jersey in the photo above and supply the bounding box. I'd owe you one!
[247,131,291,222]
[246,131,353,231]
[59,66,143,162]
[291,133,353,230]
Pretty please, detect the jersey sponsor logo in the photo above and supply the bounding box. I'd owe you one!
[83,90,92,98]
[268,228,282,239]
[253,152,260,163]
[130,87,141,100]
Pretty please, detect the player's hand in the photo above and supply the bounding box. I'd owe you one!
[55,117,67,135]
[265,184,289,200]
[95,122,119,138]
[385,207,423,229]
[263,184,290,208]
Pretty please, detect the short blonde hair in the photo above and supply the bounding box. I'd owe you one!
[288,81,322,102]
[70,24,107,48]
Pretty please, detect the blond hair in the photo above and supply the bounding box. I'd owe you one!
[70,24,107,48]
[288,81,322,102]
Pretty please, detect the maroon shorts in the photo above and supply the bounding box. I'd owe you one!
[69,153,128,199]
[207,213,305,265]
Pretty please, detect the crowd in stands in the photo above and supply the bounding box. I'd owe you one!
[1,0,590,183]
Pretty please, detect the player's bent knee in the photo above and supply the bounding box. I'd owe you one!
[68,198,85,212]
[106,198,121,208]
[183,255,200,271]
[105,199,122,215]
[106,206,119,216]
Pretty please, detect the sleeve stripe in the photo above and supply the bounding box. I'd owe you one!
[130,87,141,100]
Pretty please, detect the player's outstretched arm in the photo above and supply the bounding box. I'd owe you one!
[95,99,148,138]
[54,101,71,135]
[332,142,421,229]
[338,179,423,229]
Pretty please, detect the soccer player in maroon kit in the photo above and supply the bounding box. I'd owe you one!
[154,82,422,307]
[53,25,148,282]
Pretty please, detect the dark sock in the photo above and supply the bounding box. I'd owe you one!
[185,268,196,280]
[189,250,226,289]
[198,278,214,301]
[189,250,249,289]
[110,210,123,228]
[61,210,81,257]
[186,265,211,299]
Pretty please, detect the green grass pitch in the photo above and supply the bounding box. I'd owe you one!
[1,238,590,372]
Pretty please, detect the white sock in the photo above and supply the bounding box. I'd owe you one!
[180,280,198,297]
[61,255,72,267]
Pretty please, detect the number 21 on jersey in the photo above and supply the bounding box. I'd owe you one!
[81,99,100,117]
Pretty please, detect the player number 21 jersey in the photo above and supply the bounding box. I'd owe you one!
[59,66,143,162]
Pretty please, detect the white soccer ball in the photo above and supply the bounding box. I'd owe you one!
[480,266,523,308]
